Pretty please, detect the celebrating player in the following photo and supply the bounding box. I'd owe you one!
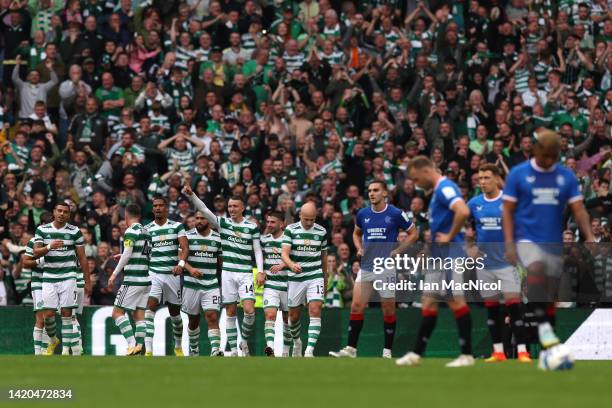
[259,211,292,357]
[397,156,474,368]
[183,184,264,357]
[33,202,91,356]
[503,130,594,366]
[467,164,530,363]
[330,181,417,358]
[182,211,223,356]
[281,202,328,358]
[144,196,189,356]
[22,212,54,355]
[107,204,151,356]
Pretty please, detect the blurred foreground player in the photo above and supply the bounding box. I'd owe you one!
[396,156,474,368]
[503,129,594,367]
[467,164,530,363]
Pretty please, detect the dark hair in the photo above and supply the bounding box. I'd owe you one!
[54,202,71,211]
[367,180,387,191]
[126,203,141,218]
[152,195,168,206]
[267,210,284,221]
[478,163,501,176]
[228,195,245,205]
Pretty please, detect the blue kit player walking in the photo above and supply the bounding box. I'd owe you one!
[330,181,417,358]
[397,156,474,368]
[503,130,594,369]
[467,164,530,363]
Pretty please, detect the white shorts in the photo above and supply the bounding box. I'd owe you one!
[149,273,182,305]
[114,284,150,311]
[42,279,77,310]
[181,286,221,315]
[356,268,396,299]
[263,287,288,311]
[221,272,255,304]
[288,278,324,308]
[73,287,84,315]
[32,288,44,312]
[478,266,521,298]
[517,242,563,278]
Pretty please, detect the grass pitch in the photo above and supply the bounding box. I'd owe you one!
[1,356,610,408]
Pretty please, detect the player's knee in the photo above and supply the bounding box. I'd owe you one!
[188,316,199,330]
[243,301,255,314]
[264,309,277,321]
[111,308,124,319]
[205,311,219,325]
[225,304,237,316]
[288,309,300,322]
[167,303,180,315]
[381,301,396,316]
[146,297,158,311]
[308,302,322,317]
[350,301,366,314]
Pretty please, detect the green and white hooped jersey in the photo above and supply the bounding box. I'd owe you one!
[185,228,221,290]
[261,233,288,291]
[145,220,187,275]
[218,216,260,274]
[25,238,43,291]
[122,223,151,286]
[34,222,84,283]
[282,222,327,282]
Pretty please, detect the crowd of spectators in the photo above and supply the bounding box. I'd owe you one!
[0,0,611,308]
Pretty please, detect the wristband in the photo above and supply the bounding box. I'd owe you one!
[178,260,185,268]
[46,244,51,251]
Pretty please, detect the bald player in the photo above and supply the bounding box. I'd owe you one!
[503,129,594,368]
[281,202,328,357]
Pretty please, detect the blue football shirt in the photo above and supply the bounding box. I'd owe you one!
[355,204,413,271]
[468,191,506,269]
[503,159,582,244]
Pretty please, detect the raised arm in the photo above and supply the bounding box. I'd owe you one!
[182,184,220,229]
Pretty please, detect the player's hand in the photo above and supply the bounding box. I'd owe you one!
[256,272,266,287]
[270,264,284,274]
[182,184,193,196]
[107,275,116,289]
[189,269,203,278]
[50,239,64,249]
[355,247,363,259]
[505,243,518,266]
[172,265,184,275]
[290,263,302,273]
[435,233,451,243]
